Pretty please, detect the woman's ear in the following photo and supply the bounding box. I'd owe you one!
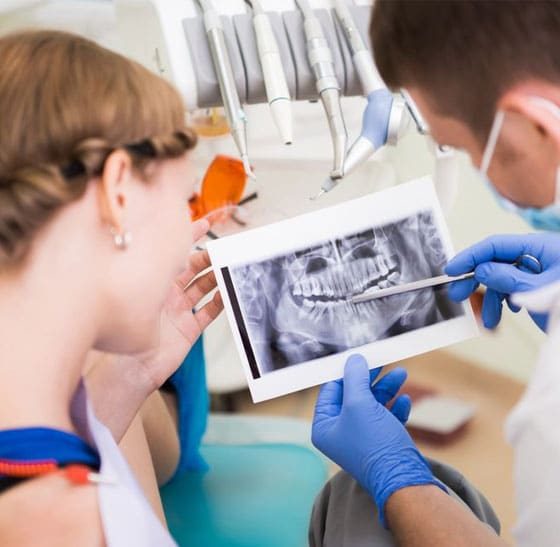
[98,150,133,232]
[500,89,560,154]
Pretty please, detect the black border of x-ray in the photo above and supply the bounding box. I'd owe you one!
[221,267,261,380]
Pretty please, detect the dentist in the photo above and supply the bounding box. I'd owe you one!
[310,2,560,546]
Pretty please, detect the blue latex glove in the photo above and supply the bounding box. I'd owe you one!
[360,88,394,149]
[445,233,560,332]
[312,354,445,527]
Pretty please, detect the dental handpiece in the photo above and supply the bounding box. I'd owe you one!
[296,0,347,180]
[198,0,255,180]
[334,0,384,96]
[313,0,409,199]
[250,0,293,145]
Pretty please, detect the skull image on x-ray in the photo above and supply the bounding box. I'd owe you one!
[230,210,464,374]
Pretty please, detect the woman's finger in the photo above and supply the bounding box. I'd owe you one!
[176,250,212,289]
[192,218,210,242]
[193,291,223,331]
[181,270,218,309]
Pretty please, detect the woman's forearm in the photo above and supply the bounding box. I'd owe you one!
[386,485,507,547]
[85,354,155,442]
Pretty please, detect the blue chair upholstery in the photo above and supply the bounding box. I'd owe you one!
[161,443,328,547]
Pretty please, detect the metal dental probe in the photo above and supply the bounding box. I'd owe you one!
[246,0,293,145]
[351,253,544,304]
[197,0,256,180]
[351,272,475,304]
[400,89,430,135]
[296,0,347,180]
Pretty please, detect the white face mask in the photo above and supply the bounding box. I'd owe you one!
[479,97,560,231]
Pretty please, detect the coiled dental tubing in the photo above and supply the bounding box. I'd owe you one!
[246,0,293,145]
[296,0,347,180]
[197,0,256,180]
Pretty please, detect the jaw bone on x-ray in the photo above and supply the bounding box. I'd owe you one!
[230,210,464,374]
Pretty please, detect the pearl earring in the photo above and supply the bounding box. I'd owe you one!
[111,228,132,250]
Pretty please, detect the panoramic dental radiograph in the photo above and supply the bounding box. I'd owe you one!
[230,210,464,374]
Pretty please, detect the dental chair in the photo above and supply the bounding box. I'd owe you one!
[160,339,329,547]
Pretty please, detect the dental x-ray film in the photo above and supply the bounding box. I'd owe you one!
[208,177,478,402]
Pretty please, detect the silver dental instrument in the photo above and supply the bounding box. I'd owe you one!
[312,0,410,199]
[296,0,347,180]
[197,0,255,180]
[334,0,384,98]
[246,0,293,145]
[400,89,429,135]
[351,253,543,304]
[351,273,475,304]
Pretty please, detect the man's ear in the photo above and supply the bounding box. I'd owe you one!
[98,150,133,232]
[500,88,560,154]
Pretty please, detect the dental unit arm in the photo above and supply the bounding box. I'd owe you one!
[316,0,413,197]
[196,0,255,180]
[296,0,347,181]
[115,1,434,193]
[247,0,293,146]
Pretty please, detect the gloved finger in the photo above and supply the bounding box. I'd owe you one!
[530,312,549,333]
[315,380,343,418]
[475,262,535,294]
[371,367,408,406]
[391,394,412,425]
[368,366,383,387]
[446,278,479,302]
[481,289,504,329]
[506,297,521,313]
[343,354,373,402]
[445,234,534,276]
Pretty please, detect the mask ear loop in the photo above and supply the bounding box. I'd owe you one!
[480,110,506,175]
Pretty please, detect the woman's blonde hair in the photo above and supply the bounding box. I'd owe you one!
[0,30,197,265]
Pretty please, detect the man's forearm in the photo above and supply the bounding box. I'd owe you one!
[386,485,507,547]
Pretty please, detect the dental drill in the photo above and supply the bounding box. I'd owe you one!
[246,0,293,145]
[197,0,255,179]
[314,0,410,198]
[296,0,347,180]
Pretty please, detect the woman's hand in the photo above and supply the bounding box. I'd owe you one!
[121,219,223,390]
[86,219,223,441]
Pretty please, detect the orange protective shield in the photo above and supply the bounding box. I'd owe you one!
[189,155,247,222]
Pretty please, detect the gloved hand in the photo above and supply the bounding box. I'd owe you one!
[445,233,560,332]
[312,354,445,527]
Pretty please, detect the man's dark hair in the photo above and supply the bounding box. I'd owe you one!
[370,0,560,140]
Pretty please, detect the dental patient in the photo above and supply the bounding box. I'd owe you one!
[0,30,222,545]
[232,210,463,372]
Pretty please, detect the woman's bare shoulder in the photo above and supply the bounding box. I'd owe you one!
[0,473,105,547]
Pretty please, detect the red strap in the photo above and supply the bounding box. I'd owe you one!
[0,460,95,485]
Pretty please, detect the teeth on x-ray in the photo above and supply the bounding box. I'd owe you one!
[231,210,463,374]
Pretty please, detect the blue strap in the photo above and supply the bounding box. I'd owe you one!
[0,427,100,471]
[165,337,209,479]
